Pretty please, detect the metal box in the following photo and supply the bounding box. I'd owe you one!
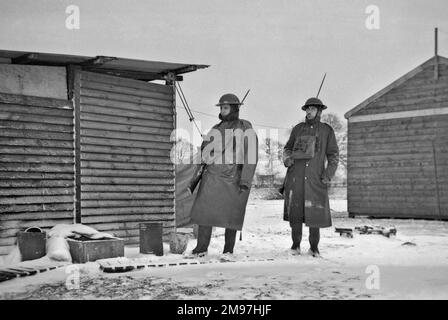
[67,238,124,263]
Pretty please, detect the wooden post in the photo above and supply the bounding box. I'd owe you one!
[435,27,439,80]
[67,65,82,223]
[432,140,442,217]
[165,73,176,233]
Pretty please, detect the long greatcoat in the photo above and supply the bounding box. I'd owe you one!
[283,117,339,228]
[190,118,258,230]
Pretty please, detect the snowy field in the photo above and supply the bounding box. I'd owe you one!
[1,197,448,300]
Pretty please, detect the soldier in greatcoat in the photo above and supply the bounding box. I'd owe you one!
[189,93,258,257]
[283,97,339,257]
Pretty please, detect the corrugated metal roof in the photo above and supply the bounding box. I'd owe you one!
[0,49,209,81]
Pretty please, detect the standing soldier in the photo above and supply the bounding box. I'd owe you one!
[283,97,339,257]
[189,93,258,257]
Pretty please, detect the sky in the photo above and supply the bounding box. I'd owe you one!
[1,0,447,141]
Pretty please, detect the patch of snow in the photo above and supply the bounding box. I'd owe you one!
[2,199,448,299]
[0,246,21,267]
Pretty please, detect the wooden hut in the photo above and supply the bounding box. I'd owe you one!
[0,49,208,256]
[344,51,448,219]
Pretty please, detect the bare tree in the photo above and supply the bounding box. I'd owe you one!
[321,113,347,169]
[321,113,344,132]
[172,138,194,164]
[261,138,284,173]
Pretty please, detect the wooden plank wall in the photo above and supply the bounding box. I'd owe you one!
[347,114,448,218]
[355,64,448,116]
[78,71,175,244]
[0,93,74,255]
[348,61,448,219]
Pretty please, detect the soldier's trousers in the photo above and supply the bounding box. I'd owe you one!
[291,223,320,251]
[194,225,237,254]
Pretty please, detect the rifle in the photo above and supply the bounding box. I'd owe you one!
[187,90,251,194]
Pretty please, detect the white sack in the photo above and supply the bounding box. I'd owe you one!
[46,235,72,262]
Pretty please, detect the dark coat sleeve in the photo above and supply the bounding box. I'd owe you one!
[323,127,339,180]
[283,125,297,166]
[239,121,258,188]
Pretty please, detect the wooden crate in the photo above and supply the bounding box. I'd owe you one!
[67,238,124,263]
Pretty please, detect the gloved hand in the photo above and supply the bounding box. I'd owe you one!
[321,175,331,185]
[284,158,294,168]
[239,185,249,194]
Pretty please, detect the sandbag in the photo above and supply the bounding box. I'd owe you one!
[46,236,72,262]
[46,224,115,262]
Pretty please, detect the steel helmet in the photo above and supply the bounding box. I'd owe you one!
[301,97,327,111]
[215,93,242,107]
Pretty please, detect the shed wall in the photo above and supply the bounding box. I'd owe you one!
[78,71,175,244]
[0,64,67,100]
[347,113,448,218]
[348,59,448,219]
[0,93,74,255]
[355,63,448,116]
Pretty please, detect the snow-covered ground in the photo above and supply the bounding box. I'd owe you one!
[1,198,448,300]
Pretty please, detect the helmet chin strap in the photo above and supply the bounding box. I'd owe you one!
[306,108,322,121]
